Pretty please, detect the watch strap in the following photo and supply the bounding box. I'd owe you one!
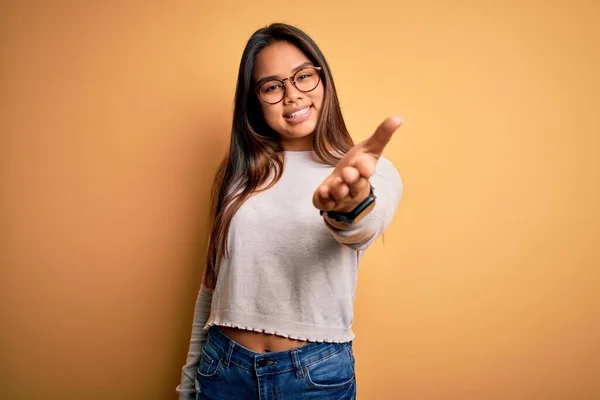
[320,184,376,224]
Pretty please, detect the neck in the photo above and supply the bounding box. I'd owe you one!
[280,134,314,151]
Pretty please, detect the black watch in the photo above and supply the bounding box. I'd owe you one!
[320,184,376,224]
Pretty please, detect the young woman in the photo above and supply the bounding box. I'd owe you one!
[177,23,403,399]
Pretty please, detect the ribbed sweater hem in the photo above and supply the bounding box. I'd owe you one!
[203,310,354,343]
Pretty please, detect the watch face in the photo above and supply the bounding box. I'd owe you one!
[326,195,376,224]
[352,199,376,224]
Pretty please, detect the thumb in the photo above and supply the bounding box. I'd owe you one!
[363,115,403,156]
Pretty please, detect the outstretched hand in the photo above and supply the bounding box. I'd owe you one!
[313,116,403,213]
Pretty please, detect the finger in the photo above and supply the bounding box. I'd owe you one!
[313,185,335,210]
[340,166,360,185]
[363,115,403,156]
[348,177,370,198]
[351,154,376,178]
[329,178,349,200]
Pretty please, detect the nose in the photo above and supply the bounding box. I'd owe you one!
[283,79,302,104]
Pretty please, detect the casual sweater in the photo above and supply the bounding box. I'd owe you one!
[177,151,402,398]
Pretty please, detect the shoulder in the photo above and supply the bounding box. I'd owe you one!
[373,155,403,194]
[376,155,400,177]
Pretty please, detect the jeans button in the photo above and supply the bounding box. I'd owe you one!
[257,359,268,367]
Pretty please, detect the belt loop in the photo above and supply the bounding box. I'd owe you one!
[290,348,304,379]
[223,340,235,368]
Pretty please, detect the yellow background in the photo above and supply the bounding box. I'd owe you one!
[1,1,598,399]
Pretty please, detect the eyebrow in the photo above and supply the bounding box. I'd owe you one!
[256,62,315,86]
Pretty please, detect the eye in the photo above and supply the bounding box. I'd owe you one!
[264,84,281,93]
[297,74,310,81]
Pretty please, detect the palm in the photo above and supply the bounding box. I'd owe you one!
[313,116,403,213]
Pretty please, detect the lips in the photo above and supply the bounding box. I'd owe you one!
[284,106,311,118]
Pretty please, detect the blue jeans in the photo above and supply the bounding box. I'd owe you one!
[194,326,357,399]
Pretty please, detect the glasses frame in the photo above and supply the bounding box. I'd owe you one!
[255,66,323,105]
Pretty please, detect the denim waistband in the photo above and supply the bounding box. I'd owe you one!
[205,326,352,377]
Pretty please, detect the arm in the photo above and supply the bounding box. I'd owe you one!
[323,156,402,250]
[176,284,213,399]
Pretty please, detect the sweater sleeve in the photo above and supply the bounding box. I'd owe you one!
[176,284,213,399]
[323,156,402,251]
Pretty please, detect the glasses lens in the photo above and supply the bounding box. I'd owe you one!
[293,67,320,92]
[258,80,285,104]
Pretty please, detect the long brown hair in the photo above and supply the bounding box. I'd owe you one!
[203,23,354,289]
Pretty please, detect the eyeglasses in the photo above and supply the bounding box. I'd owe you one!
[255,66,322,105]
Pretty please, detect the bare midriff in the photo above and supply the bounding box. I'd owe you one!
[218,326,308,353]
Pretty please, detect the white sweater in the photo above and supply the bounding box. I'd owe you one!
[177,150,402,398]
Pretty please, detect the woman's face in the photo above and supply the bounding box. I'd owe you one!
[253,41,324,151]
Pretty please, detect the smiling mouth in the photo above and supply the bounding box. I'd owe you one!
[284,106,311,118]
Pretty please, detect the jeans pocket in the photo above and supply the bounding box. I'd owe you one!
[304,344,356,390]
[197,342,223,379]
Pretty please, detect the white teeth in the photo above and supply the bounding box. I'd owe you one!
[286,107,310,118]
